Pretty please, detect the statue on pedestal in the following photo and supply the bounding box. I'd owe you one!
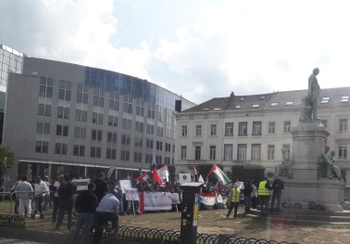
[320,146,342,180]
[275,148,293,178]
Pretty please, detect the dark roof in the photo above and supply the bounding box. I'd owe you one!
[181,87,350,113]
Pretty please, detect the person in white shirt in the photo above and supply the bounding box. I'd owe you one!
[93,181,120,244]
[31,176,49,219]
[52,175,64,224]
[14,176,34,217]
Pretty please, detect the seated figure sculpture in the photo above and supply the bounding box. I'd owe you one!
[320,146,342,180]
[275,148,293,178]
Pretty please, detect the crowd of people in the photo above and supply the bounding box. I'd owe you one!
[12,172,121,244]
[224,177,285,218]
[11,170,285,243]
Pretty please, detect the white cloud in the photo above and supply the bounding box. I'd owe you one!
[2,0,350,104]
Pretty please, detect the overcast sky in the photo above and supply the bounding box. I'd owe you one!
[1,0,350,104]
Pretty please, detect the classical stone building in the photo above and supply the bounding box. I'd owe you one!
[175,89,350,191]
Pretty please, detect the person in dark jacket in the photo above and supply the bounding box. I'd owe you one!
[270,176,284,212]
[72,183,98,244]
[243,180,253,214]
[93,172,108,203]
[54,174,77,230]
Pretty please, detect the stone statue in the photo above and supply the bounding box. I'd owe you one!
[308,68,320,121]
[275,148,293,178]
[320,146,342,180]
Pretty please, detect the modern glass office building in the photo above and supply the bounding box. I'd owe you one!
[1,44,196,185]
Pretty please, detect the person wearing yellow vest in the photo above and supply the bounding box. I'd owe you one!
[258,177,272,217]
[225,183,241,218]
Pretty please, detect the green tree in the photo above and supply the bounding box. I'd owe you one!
[231,164,265,184]
[0,146,16,187]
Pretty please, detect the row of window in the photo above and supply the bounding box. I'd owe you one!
[38,124,173,151]
[35,141,172,163]
[39,77,174,123]
[181,119,348,137]
[181,121,291,137]
[180,144,270,161]
[180,143,348,161]
[37,116,169,137]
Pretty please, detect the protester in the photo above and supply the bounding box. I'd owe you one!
[93,172,108,203]
[250,180,258,209]
[226,183,240,219]
[52,175,64,224]
[270,176,284,213]
[31,176,49,219]
[258,177,272,217]
[243,180,252,215]
[93,192,120,244]
[11,177,21,214]
[72,183,98,244]
[54,174,77,230]
[14,176,34,217]
[42,179,51,210]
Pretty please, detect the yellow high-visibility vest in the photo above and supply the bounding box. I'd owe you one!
[258,181,270,196]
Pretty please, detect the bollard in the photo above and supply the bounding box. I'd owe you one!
[179,182,204,244]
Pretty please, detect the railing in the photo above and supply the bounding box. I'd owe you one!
[70,224,299,244]
[0,214,25,228]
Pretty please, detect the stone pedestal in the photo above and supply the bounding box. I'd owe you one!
[281,121,346,212]
[282,178,345,211]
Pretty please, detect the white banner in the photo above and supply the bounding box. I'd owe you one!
[125,188,140,201]
[143,192,180,211]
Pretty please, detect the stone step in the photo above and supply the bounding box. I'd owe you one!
[248,208,350,224]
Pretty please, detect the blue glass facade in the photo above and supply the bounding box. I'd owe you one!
[84,67,194,111]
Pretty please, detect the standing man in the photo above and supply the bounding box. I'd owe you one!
[270,176,284,213]
[308,67,320,121]
[72,183,98,244]
[14,176,34,217]
[54,174,77,230]
[31,176,49,219]
[243,180,252,215]
[93,190,120,244]
[225,183,240,219]
[250,180,258,209]
[93,172,108,203]
[258,177,272,217]
[51,175,64,224]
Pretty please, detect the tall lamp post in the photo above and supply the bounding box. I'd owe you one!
[1,157,7,202]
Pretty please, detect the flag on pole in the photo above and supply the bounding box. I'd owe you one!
[136,172,149,182]
[157,165,169,182]
[153,168,164,185]
[152,153,156,166]
[215,181,220,194]
[192,166,198,181]
[207,164,231,185]
[106,165,115,179]
[150,153,157,171]
[198,174,205,183]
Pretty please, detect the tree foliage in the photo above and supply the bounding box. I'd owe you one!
[231,164,265,184]
[0,146,16,185]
